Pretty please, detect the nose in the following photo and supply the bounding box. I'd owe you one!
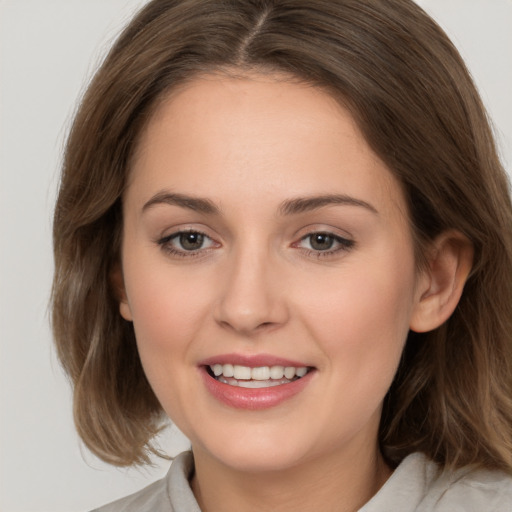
[214,245,289,335]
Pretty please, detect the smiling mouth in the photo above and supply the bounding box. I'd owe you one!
[207,364,311,389]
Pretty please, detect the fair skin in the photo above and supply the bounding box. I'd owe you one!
[116,73,472,512]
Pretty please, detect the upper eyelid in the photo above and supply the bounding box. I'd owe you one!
[159,229,215,244]
[157,225,215,241]
[299,230,351,239]
[295,232,354,248]
[160,227,208,238]
[293,223,354,241]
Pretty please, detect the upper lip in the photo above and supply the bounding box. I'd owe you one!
[199,353,311,368]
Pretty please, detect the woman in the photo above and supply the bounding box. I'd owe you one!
[52,0,512,510]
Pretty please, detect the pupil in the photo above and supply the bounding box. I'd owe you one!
[180,232,203,250]
[310,233,334,250]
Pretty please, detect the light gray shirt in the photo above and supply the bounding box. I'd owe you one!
[92,451,512,511]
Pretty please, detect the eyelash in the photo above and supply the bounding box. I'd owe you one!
[294,232,355,258]
[157,229,217,259]
[156,230,355,259]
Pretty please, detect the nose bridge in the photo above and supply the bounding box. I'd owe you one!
[215,236,287,333]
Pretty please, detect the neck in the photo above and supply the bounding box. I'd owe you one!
[190,443,392,512]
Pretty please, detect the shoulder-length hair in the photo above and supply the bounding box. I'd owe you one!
[52,0,512,469]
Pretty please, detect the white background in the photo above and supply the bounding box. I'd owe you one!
[0,1,511,511]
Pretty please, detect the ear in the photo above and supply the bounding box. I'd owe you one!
[410,231,473,333]
[110,264,133,322]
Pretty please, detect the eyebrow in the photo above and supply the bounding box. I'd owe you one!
[142,192,220,214]
[142,191,378,216]
[279,194,378,216]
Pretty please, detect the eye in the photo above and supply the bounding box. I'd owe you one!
[176,231,208,251]
[306,233,337,251]
[296,231,354,255]
[157,229,218,257]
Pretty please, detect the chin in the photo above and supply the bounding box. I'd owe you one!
[207,443,310,474]
[188,421,328,475]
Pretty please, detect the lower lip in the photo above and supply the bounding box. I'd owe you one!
[200,367,315,410]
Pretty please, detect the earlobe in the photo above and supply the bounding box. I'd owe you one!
[410,231,473,333]
[110,264,133,322]
[119,299,133,322]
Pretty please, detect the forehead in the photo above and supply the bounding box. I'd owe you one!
[128,73,406,219]
[136,72,366,163]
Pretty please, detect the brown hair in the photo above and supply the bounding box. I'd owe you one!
[52,0,512,469]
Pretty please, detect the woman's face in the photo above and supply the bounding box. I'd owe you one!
[119,74,425,473]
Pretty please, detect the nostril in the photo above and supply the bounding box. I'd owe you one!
[257,321,275,329]
[216,317,280,334]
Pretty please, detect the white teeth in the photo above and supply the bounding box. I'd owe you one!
[238,379,289,388]
[284,366,296,379]
[251,366,270,380]
[218,376,239,386]
[233,365,252,380]
[296,367,308,378]
[209,364,309,382]
[270,366,285,379]
[223,364,234,377]
[218,377,297,388]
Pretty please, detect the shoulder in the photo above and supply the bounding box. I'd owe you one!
[91,477,169,512]
[90,451,199,512]
[423,463,512,512]
[361,453,512,512]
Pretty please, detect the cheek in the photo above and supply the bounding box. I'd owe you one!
[121,256,211,380]
[300,253,416,383]
[123,247,211,333]
[123,270,210,425]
